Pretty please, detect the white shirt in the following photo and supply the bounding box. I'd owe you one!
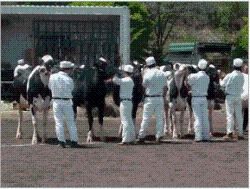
[187,71,209,96]
[220,70,244,96]
[241,73,248,100]
[48,71,74,98]
[113,76,134,99]
[14,64,31,77]
[142,67,167,96]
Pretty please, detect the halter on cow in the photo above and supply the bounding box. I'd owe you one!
[71,58,116,143]
[13,55,56,144]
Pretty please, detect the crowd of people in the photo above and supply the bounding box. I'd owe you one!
[14,56,249,147]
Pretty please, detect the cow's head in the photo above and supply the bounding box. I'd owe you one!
[38,55,55,86]
[39,55,56,74]
[95,57,117,79]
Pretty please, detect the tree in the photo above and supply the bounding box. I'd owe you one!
[146,2,219,65]
[233,17,248,58]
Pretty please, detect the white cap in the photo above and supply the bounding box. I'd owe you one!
[18,59,24,65]
[145,56,156,66]
[99,57,107,62]
[233,58,243,67]
[60,61,73,68]
[198,59,208,70]
[123,65,133,73]
[42,55,53,63]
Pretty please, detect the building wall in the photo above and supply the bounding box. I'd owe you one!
[2,16,33,68]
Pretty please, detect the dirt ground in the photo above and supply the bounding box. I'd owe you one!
[1,104,249,187]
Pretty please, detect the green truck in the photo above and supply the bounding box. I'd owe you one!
[166,42,233,72]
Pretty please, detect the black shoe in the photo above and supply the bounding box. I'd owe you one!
[155,137,162,144]
[223,132,234,140]
[136,138,145,144]
[71,141,79,148]
[58,141,66,148]
[238,136,245,140]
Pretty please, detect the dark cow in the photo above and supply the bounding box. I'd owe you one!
[112,62,144,138]
[71,58,116,143]
[13,55,56,144]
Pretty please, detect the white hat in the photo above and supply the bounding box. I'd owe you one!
[198,59,208,70]
[42,55,53,63]
[18,59,24,65]
[233,58,243,67]
[60,61,73,68]
[123,65,133,73]
[145,56,156,66]
[99,57,107,62]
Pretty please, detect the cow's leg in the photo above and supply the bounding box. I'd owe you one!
[207,100,214,136]
[132,102,139,136]
[16,104,23,139]
[163,102,169,135]
[98,105,106,142]
[31,106,39,144]
[187,105,194,134]
[179,109,185,138]
[169,104,177,139]
[86,106,94,143]
[168,106,173,135]
[72,103,77,120]
[118,123,123,138]
[41,108,49,143]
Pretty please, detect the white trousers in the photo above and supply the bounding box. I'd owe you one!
[225,95,243,136]
[120,100,136,142]
[53,100,78,143]
[139,97,164,139]
[192,97,210,140]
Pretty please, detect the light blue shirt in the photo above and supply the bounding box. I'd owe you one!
[113,76,134,99]
[48,71,74,98]
[220,70,244,96]
[142,67,167,96]
[188,71,209,96]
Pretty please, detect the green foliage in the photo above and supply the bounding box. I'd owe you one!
[69,2,115,6]
[233,17,248,57]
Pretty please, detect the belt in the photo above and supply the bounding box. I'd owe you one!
[192,96,207,97]
[120,98,132,102]
[145,95,162,97]
[53,97,71,100]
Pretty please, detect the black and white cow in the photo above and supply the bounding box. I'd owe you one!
[13,55,56,144]
[164,63,191,139]
[71,58,116,143]
[164,62,220,138]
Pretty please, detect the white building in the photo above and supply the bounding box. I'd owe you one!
[1,5,131,69]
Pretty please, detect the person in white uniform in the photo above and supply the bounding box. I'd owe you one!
[220,58,244,140]
[48,61,79,148]
[106,65,136,145]
[241,64,248,132]
[187,59,210,142]
[14,59,31,77]
[137,56,168,143]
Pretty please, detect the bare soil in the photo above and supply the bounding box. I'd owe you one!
[1,104,248,187]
